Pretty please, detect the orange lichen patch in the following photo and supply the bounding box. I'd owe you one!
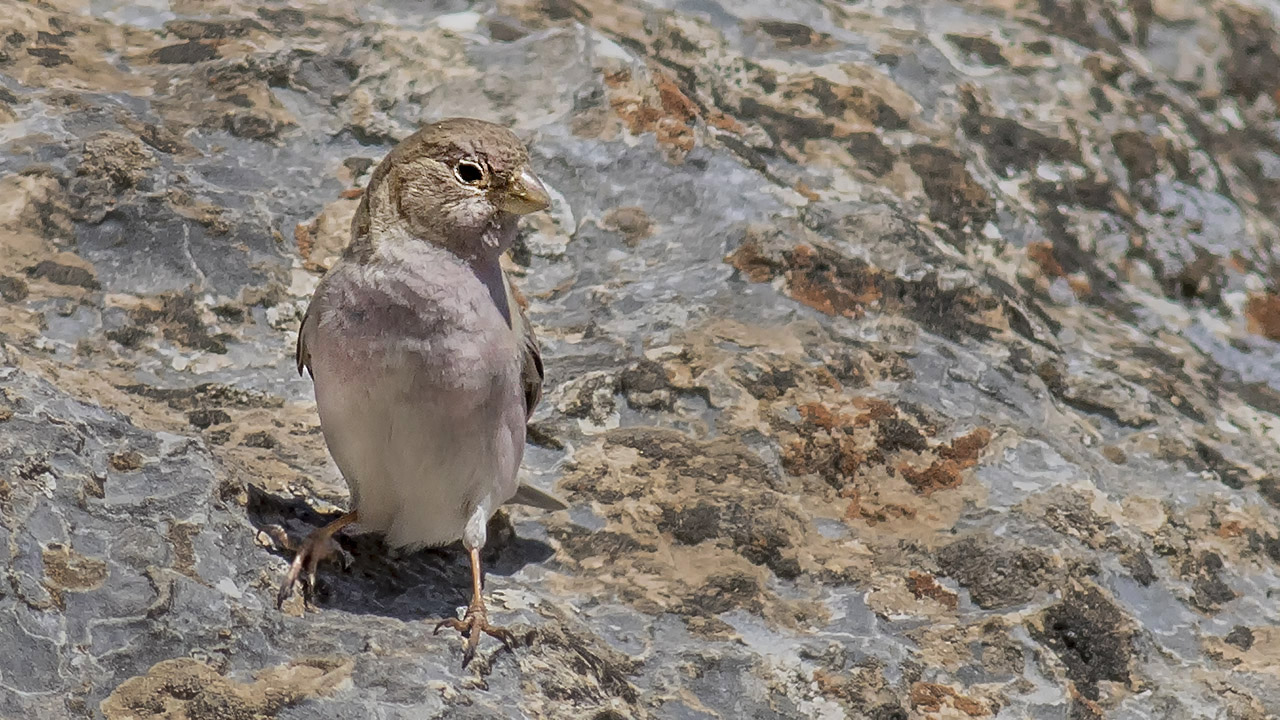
[899,459,964,495]
[784,397,986,511]
[1245,293,1280,341]
[851,397,898,424]
[841,489,862,520]
[610,97,661,132]
[728,229,901,320]
[294,221,314,260]
[811,366,842,390]
[781,432,855,479]
[1067,273,1093,297]
[936,427,993,469]
[797,402,847,431]
[655,74,699,122]
[906,145,994,232]
[787,398,923,479]
[784,399,901,482]
[1027,241,1065,277]
[811,667,898,709]
[604,68,701,157]
[910,682,989,717]
[786,244,884,318]
[837,443,872,476]
[726,240,779,282]
[907,571,959,609]
[1216,521,1246,538]
[707,110,746,134]
[811,668,844,697]
[604,69,631,88]
[810,668,860,706]
[655,120,695,154]
[339,187,363,199]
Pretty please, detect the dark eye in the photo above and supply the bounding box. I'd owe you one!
[454,160,484,185]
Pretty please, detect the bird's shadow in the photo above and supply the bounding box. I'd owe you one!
[245,484,555,622]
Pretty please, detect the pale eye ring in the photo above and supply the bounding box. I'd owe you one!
[454,160,484,185]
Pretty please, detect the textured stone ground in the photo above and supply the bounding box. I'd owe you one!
[3,0,1280,717]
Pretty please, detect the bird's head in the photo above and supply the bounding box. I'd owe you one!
[353,118,550,262]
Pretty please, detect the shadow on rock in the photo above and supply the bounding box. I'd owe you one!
[245,484,554,622]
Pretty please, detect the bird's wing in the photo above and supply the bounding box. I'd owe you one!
[294,299,314,376]
[502,271,568,512]
[296,290,322,378]
[504,272,543,421]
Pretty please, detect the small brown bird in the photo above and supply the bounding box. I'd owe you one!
[279,118,565,666]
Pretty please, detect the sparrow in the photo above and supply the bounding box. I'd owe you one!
[278,118,566,667]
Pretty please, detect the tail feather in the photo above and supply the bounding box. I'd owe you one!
[507,483,568,511]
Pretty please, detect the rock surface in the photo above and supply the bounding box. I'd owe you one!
[2,0,1280,717]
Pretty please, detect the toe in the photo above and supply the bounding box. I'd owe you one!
[276,555,306,609]
[434,607,519,667]
[334,544,354,569]
[434,617,465,636]
[275,573,291,608]
[460,627,482,668]
[484,625,517,652]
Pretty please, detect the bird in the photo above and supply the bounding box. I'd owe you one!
[277,117,566,667]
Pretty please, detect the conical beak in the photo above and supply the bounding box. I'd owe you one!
[496,166,550,215]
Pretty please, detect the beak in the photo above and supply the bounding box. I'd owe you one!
[495,166,550,215]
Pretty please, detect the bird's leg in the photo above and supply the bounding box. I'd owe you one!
[276,510,358,609]
[434,546,516,667]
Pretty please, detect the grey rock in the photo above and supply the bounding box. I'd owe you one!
[3,0,1280,718]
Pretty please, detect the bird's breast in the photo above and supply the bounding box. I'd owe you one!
[303,254,529,544]
[311,256,521,397]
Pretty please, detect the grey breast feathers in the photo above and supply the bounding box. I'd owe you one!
[295,267,565,512]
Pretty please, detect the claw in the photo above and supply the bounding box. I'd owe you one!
[275,511,358,611]
[276,551,309,609]
[435,608,517,668]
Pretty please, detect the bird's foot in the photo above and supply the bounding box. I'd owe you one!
[434,598,516,668]
[275,511,357,610]
[276,533,333,610]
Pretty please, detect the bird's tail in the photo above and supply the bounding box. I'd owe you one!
[507,482,569,511]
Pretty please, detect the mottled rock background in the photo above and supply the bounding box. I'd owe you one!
[3,0,1280,717]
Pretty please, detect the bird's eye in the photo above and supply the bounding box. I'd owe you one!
[454,160,484,185]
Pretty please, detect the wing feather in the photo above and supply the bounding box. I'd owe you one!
[504,273,543,420]
[502,272,567,511]
[296,303,315,377]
